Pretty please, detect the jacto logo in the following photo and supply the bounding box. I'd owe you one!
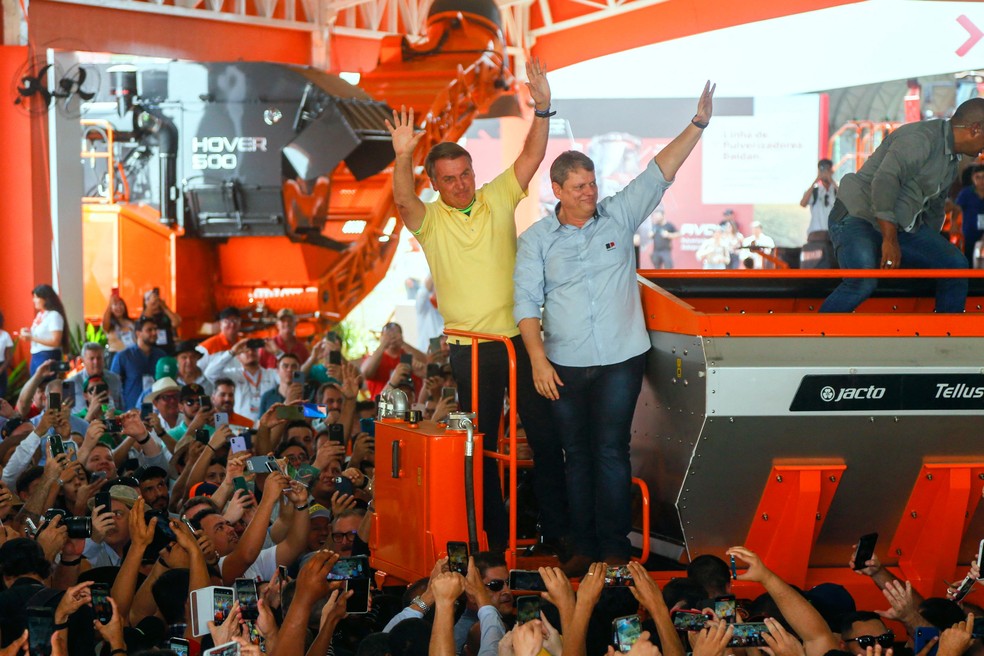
[820,385,886,403]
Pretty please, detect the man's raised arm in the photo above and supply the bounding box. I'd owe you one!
[513,57,552,190]
[654,81,715,182]
[385,106,427,232]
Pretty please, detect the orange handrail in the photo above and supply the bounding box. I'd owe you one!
[444,328,654,569]
[443,329,521,568]
[632,477,651,564]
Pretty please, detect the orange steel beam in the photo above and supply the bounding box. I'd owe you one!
[744,464,846,589]
[640,270,984,337]
[888,463,984,597]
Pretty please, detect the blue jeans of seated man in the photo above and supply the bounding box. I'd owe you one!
[820,215,968,313]
[551,353,645,560]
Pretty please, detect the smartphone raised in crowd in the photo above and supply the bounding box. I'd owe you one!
[94,491,113,516]
[47,435,65,458]
[359,417,375,437]
[729,622,770,648]
[328,351,342,366]
[91,583,113,624]
[168,638,190,656]
[509,569,547,592]
[46,391,61,412]
[27,606,55,656]
[613,615,642,653]
[346,578,371,614]
[671,609,710,632]
[516,596,541,625]
[852,533,878,570]
[234,579,259,621]
[447,541,468,575]
[328,555,369,581]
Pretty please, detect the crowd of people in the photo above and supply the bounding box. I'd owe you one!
[0,58,982,656]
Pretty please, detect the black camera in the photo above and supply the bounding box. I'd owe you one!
[44,509,93,539]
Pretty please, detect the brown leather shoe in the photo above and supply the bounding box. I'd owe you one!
[560,554,593,578]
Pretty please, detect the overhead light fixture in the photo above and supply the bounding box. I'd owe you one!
[342,220,366,234]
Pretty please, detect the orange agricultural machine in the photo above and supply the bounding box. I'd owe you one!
[78,0,518,336]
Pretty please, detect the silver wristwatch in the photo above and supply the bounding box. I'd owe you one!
[410,595,430,613]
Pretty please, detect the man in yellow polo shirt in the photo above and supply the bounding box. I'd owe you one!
[386,58,569,555]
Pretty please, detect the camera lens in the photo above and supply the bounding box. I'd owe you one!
[64,516,93,539]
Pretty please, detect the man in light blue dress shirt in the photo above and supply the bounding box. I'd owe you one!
[513,82,714,568]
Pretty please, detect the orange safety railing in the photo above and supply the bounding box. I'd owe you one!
[444,328,651,569]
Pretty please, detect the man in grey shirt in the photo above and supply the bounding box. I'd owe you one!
[820,99,984,312]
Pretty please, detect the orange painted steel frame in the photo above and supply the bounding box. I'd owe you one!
[639,268,984,615]
[444,329,650,570]
[641,269,984,338]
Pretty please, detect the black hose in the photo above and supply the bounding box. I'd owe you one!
[464,422,479,553]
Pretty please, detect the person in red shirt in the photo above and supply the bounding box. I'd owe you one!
[360,322,425,398]
[259,308,309,369]
[196,307,242,368]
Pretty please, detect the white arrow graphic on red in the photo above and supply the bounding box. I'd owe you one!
[957,14,983,56]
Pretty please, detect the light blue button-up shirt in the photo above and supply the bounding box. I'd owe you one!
[514,158,671,367]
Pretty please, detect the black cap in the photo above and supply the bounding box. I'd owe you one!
[174,340,202,357]
[180,383,205,401]
[135,466,169,483]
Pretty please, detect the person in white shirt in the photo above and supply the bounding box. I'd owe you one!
[22,284,69,375]
[0,310,13,398]
[740,221,777,269]
[203,337,278,423]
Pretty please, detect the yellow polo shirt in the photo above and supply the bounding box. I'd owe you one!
[415,166,526,343]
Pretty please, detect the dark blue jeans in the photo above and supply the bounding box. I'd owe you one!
[551,353,645,560]
[820,216,968,313]
[30,349,61,376]
[449,335,569,550]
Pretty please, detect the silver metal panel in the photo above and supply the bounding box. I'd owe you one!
[636,331,984,564]
[631,332,707,544]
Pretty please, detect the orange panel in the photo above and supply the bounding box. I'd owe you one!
[82,204,120,321]
[0,46,41,356]
[371,418,486,585]
[118,205,174,317]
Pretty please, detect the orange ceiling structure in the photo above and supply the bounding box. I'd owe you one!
[25,0,861,73]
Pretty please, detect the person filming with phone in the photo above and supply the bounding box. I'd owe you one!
[204,337,278,423]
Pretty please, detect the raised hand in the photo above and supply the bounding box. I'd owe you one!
[727,546,770,583]
[385,106,425,159]
[761,617,806,656]
[539,566,574,620]
[693,80,715,126]
[525,57,551,112]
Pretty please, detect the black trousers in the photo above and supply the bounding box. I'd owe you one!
[449,335,570,550]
